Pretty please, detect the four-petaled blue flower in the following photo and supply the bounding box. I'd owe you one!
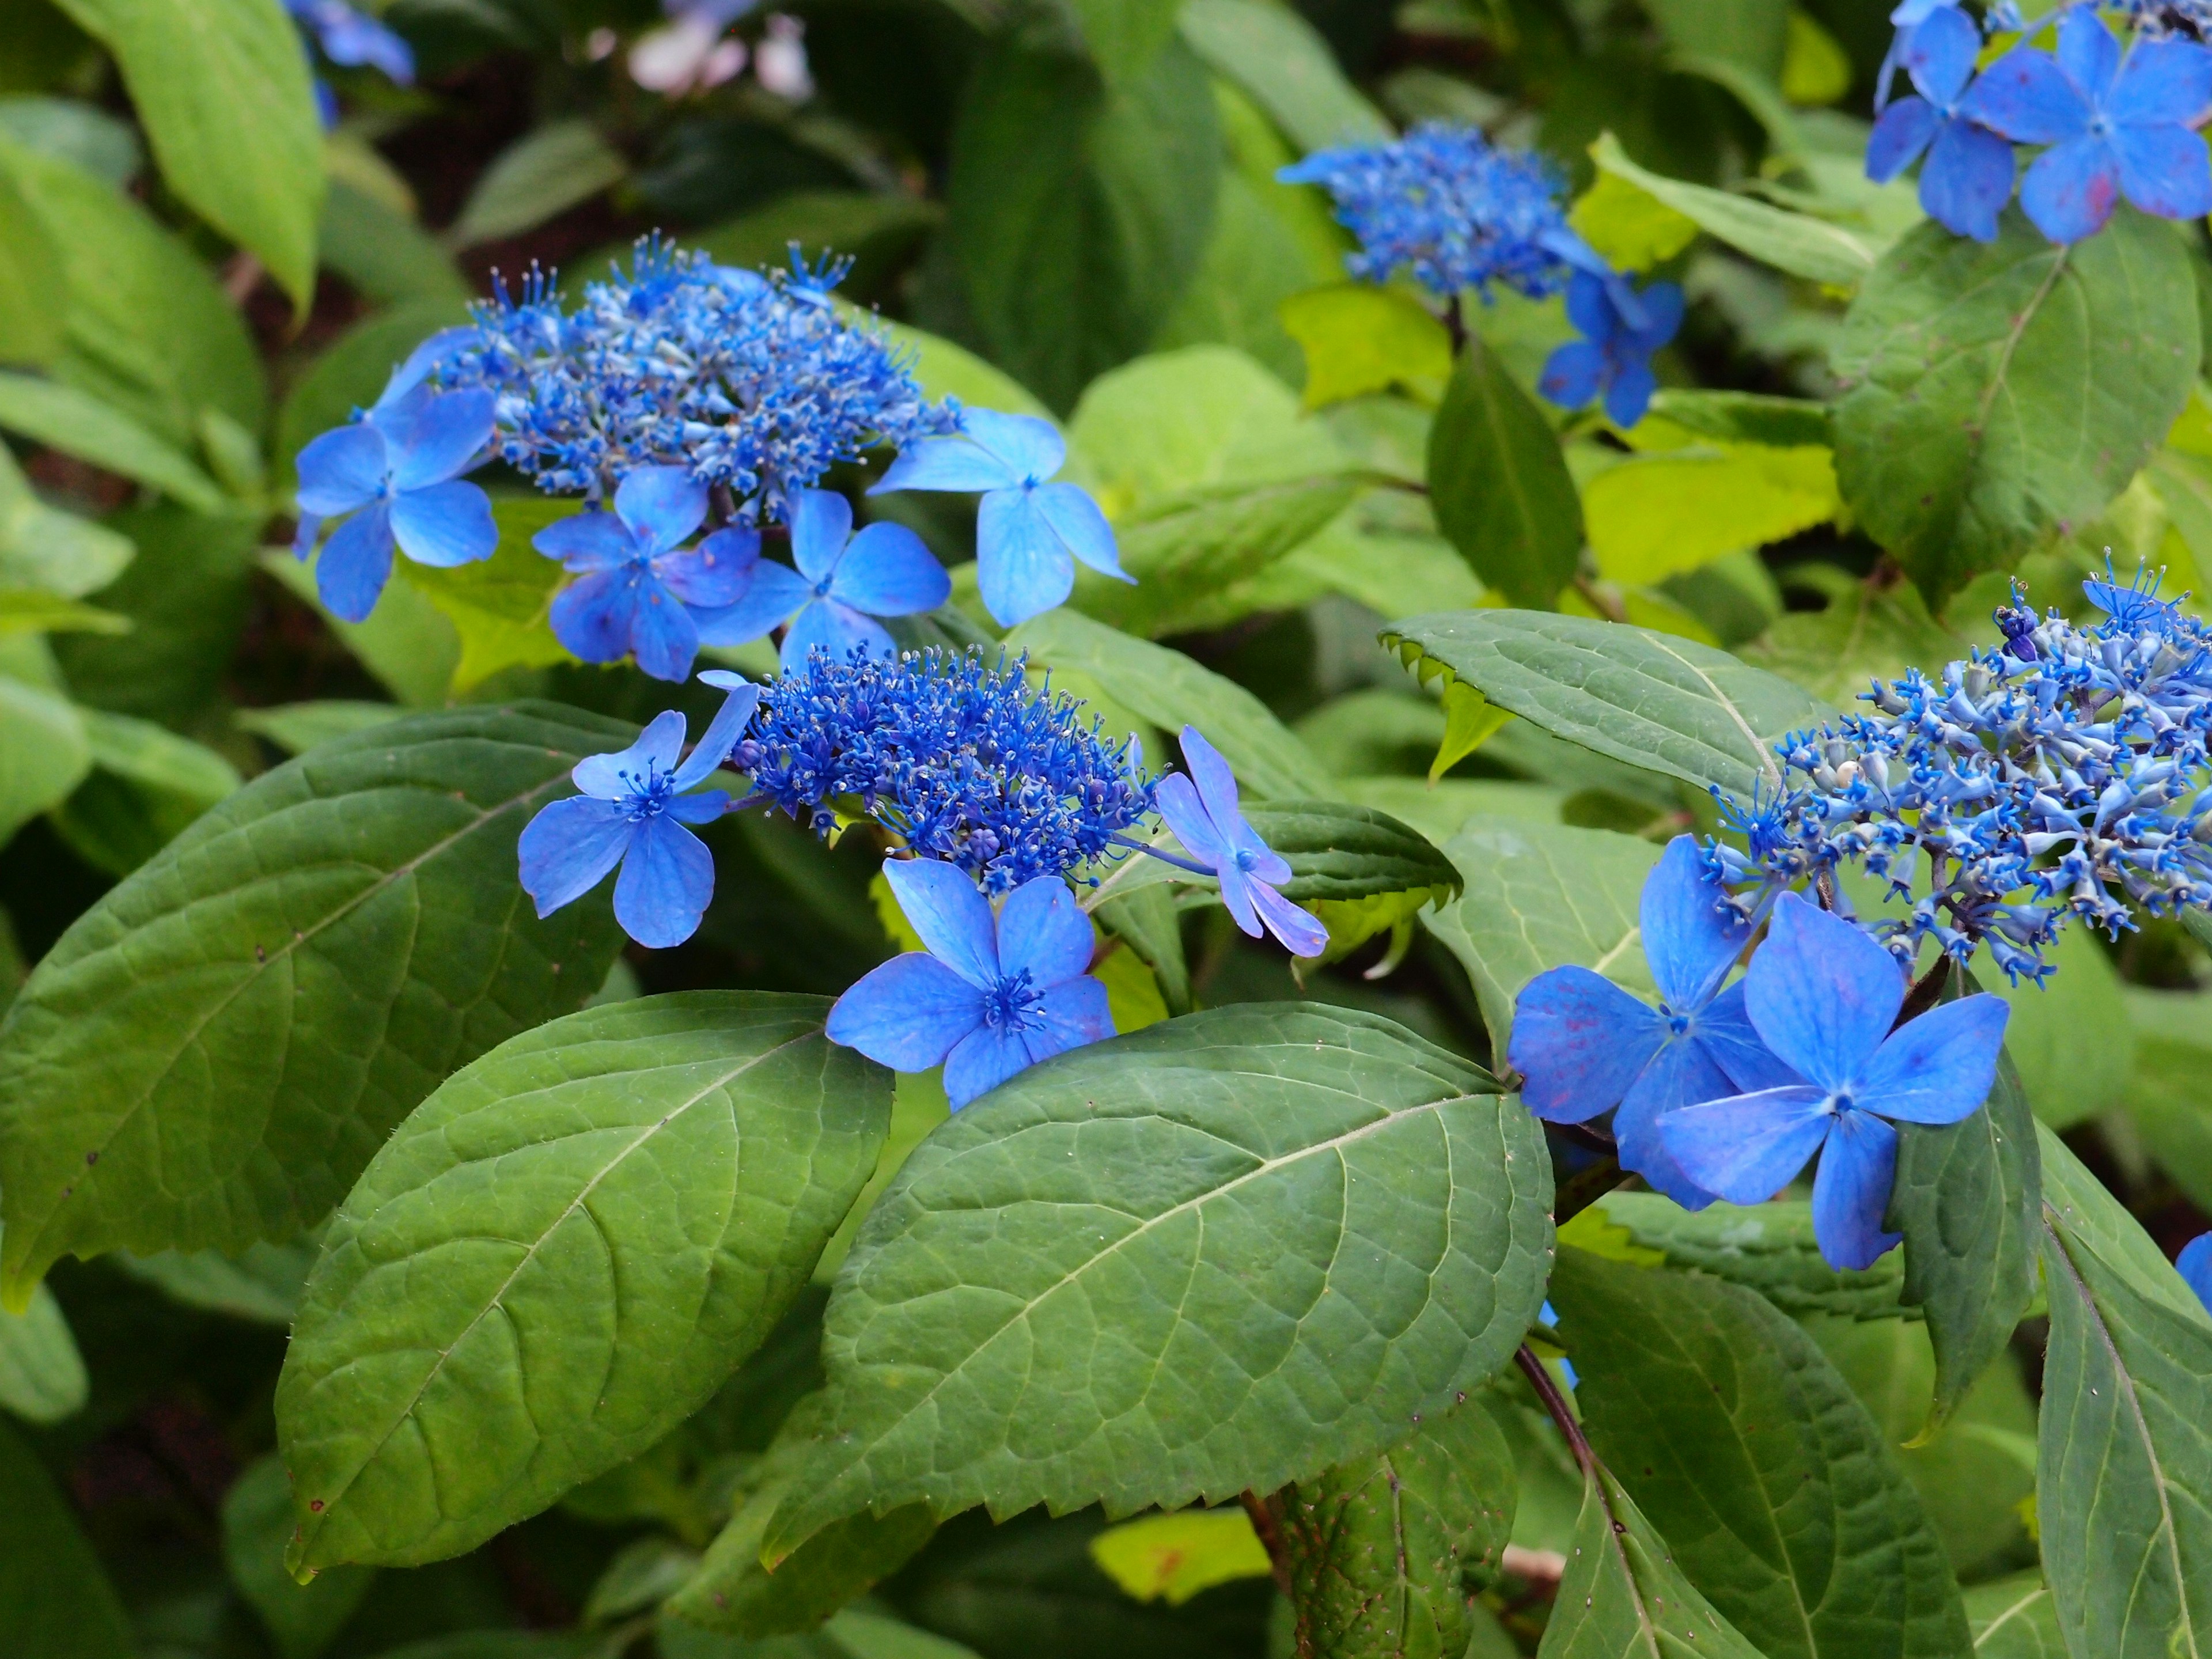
[1537,271,1684,429]
[825,858,1115,1108]
[535,465,753,683]
[517,671,760,948]
[1867,3,2018,242]
[1961,7,2212,244]
[1661,893,2010,1271]
[1509,836,1794,1209]
[2180,1232,2212,1313]
[692,487,950,667]
[1876,1,1963,112]
[1153,725,1328,959]
[294,384,498,623]
[870,408,1129,628]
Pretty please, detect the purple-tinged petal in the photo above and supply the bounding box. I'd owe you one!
[574,709,686,798]
[391,480,496,568]
[2112,120,2212,221]
[975,488,1075,626]
[1698,980,1802,1093]
[1811,1111,1902,1271]
[517,795,631,916]
[870,433,1024,495]
[828,522,950,615]
[1177,725,1247,845]
[1154,772,1228,869]
[788,488,854,584]
[295,422,388,516]
[612,465,710,557]
[780,597,895,670]
[1857,993,2008,1123]
[2020,133,2124,243]
[1033,482,1128,581]
[2113,36,2212,124]
[1641,836,1752,1012]
[1904,3,1981,105]
[1661,1085,1834,1206]
[655,540,752,608]
[1217,859,1262,939]
[550,569,638,664]
[996,876,1095,988]
[1538,341,1606,411]
[1868,96,1942,183]
[673,678,760,790]
[1507,965,1665,1125]
[1960,41,2093,143]
[1613,1037,1732,1210]
[535,509,639,571]
[612,813,715,948]
[1024,975,1115,1062]
[2055,6,2120,103]
[944,1021,1039,1109]
[690,560,811,647]
[1744,894,1906,1095]
[961,408,1066,482]
[883,857,1000,991]
[2178,1233,2212,1313]
[387,388,494,490]
[826,952,986,1071]
[1248,877,1329,959]
[628,577,700,683]
[1921,119,2017,242]
[316,502,396,623]
[1603,362,1658,430]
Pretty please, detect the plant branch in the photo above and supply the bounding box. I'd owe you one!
[1553,1154,1628,1223]
[1515,1344,1596,1479]
[1239,1490,1294,1599]
[1895,952,1955,1028]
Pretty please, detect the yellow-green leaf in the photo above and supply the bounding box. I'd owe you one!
[1088,1510,1272,1606]
[1278,283,1453,410]
[1586,442,1839,585]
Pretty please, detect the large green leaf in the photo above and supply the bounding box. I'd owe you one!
[0,160,62,368]
[0,703,634,1296]
[279,992,893,1570]
[0,1416,134,1659]
[225,1453,376,1659]
[1565,1192,1909,1321]
[48,0,323,310]
[1550,1248,1971,1659]
[1241,800,1460,957]
[1991,927,2130,1130]
[1176,0,1389,153]
[1834,206,2198,603]
[767,1005,1552,1555]
[1427,336,1583,608]
[1585,441,1838,588]
[2120,985,2212,1214]
[2034,1126,2212,1659]
[0,369,224,507]
[0,671,89,845]
[449,121,627,249]
[1963,1574,2062,1658]
[1382,609,1830,801]
[1590,132,1876,286]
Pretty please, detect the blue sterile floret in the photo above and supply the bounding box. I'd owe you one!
[1537,270,1684,429]
[730,647,1156,893]
[1707,563,2212,986]
[1866,3,2017,242]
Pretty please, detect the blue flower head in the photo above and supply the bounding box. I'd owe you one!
[1866,3,2018,241]
[2084,552,2186,634]
[1152,726,1327,959]
[1961,8,2212,243]
[286,0,414,82]
[535,465,755,682]
[516,672,761,948]
[870,410,1127,628]
[293,382,498,623]
[1661,893,2009,1270]
[1877,1,1967,112]
[2181,1232,2212,1311]
[1510,836,1794,1208]
[825,859,1115,1108]
[1537,271,1684,429]
[691,487,950,666]
[1276,124,1610,303]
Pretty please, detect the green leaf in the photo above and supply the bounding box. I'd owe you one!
[584,1537,698,1624]
[767,1004,1551,1556]
[404,498,581,692]
[1430,679,1511,783]
[1274,1397,1516,1659]
[0,1417,134,1658]
[259,547,463,707]
[0,702,634,1296]
[1154,166,1322,386]
[449,120,628,249]
[0,446,134,600]
[1087,1510,1271,1606]
[1006,608,1331,801]
[2119,986,2212,1215]
[0,158,62,367]
[868,315,1056,423]
[1641,389,1834,450]
[81,707,241,802]
[2033,1125,2212,1659]
[278,991,893,1570]
[1887,972,2041,1430]
[1422,816,1660,1054]
[1550,1248,1972,1659]
[235,700,406,756]
[1426,336,1583,608]
[1589,132,1876,286]
[47,0,323,310]
[1644,0,1787,79]
[1963,1574,2062,1658]
[0,98,142,187]
[225,1453,376,1659]
[0,1268,86,1423]
[1565,1192,1909,1321]
[1278,283,1453,410]
[0,369,225,507]
[698,191,943,302]
[1381,608,1832,800]
[1567,170,1700,275]
[1175,0,1390,153]
[117,1236,319,1324]
[947,22,1219,413]
[0,590,116,634]
[1833,206,2198,603]
[1585,442,1838,587]
[1991,927,2130,1129]
[54,707,246,874]
[1741,563,1968,707]
[0,672,89,846]
[1240,799,1460,961]
[1063,0,1180,86]
[1093,883,1188,1017]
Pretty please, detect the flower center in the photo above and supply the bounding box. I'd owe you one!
[982,967,1042,1030]
[1665,1010,1691,1037]
[1234,848,1258,873]
[1831,1092,1854,1115]
[618,764,675,821]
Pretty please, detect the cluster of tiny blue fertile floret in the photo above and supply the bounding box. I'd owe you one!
[731,647,1156,893]
[1708,565,2212,986]
[434,238,956,513]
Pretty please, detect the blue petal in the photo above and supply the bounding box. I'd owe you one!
[883,857,1000,990]
[550,569,639,664]
[517,795,632,916]
[2113,120,2212,221]
[787,488,853,584]
[1960,40,2092,144]
[1696,980,1801,1093]
[1603,361,1658,431]
[2112,36,2212,124]
[1216,858,1262,940]
[995,875,1095,988]
[656,540,752,608]
[825,952,986,1071]
[1538,341,1605,411]
[2020,133,2123,243]
[690,560,812,647]
[613,465,710,558]
[1904,2,1980,106]
[1627,282,1683,351]
[1811,1110,1902,1271]
[1743,893,1906,1094]
[1639,835,1752,1012]
[2055,5,2119,104]
[1612,1037,1730,1210]
[295,422,388,516]
[2177,1233,2212,1314]
[611,813,715,948]
[1506,965,1664,1125]
[975,488,1075,626]
[629,576,700,683]
[1154,773,1226,870]
[1661,1085,1834,1206]
[1033,483,1128,580]
[316,501,396,623]
[673,677,761,790]
[829,522,950,615]
[870,433,1023,495]
[1025,975,1115,1063]
[535,509,639,571]
[391,480,496,568]
[1921,119,2016,242]
[1867,96,1941,183]
[1249,876,1330,959]
[1562,270,1616,343]
[962,408,1066,481]
[574,709,685,798]
[1857,992,2008,1123]
[376,325,474,408]
[667,790,729,823]
[388,388,494,491]
[944,1020,1039,1109]
[1178,725,1246,845]
[780,597,894,670]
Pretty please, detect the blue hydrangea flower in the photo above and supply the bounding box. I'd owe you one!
[533,465,751,682]
[1877,1,1965,111]
[1152,726,1328,959]
[1661,893,2009,1270]
[1960,9,2212,243]
[690,487,949,667]
[1866,3,2018,241]
[1510,836,1794,1208]
[517,673,760,948]
[286,0,414,82]
[825,858,1114,1108]
[2122,0,2212,41]
[1275,123,1611,303]
[293,385,498,623]
[870,408,1127,628]
[1537,271,1684,429]
[2181,1232,2212,1311]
